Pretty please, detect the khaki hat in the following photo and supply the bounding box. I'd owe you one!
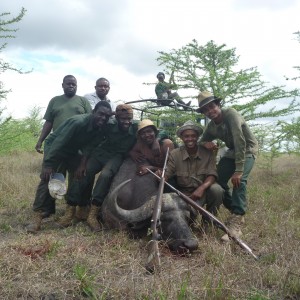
[48,173,67,200]
[137,119,158,136]
[196,91,222,113]
[176,120,203,137]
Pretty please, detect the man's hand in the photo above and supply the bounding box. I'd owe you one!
[74,156,88,179]
[190,186,205,201]
[35,141,43,154]
[203,142,218,151]
[41,167,53,181]
[130,152,145,163]
[231,172,242,188]
[137,165,150,176]
[74,165,86,179]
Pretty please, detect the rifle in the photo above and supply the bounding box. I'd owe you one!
[146,168,259,260]
[145,147,170,273]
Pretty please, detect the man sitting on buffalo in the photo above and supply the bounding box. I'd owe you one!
[159,120,224,231]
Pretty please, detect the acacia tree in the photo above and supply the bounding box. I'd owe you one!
[0,7,27,108]
[285,31,300,82]
[156,40,300,122]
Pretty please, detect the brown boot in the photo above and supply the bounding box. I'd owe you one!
[26,211,43,233]
[87,205,101,232]
[75,206,90,221]
[221,214,245,242]
[57,205,76,228]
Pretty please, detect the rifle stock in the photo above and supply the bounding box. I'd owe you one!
[145,147,170,273]
[146,168,259,260]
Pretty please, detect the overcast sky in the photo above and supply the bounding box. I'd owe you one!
[1,0,300,118]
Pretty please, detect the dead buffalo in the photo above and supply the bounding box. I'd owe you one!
[101,158,199,252]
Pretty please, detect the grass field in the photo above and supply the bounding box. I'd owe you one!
[0,151,300,300]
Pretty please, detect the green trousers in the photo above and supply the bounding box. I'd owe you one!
[33,154,80,215]
[217,156,255,215]
[66,154,124,207]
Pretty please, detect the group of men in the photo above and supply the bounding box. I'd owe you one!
[27,73,258,245]
[27,75,122,233]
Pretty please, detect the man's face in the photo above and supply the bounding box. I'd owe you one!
[139,126,156,145]
[157,74,165,82]
[181,129,198,150]
[62,77,77,97]
[201,102,221,121]
[92,106,111,128]
[95,80,110,99]
[117,115,133,132]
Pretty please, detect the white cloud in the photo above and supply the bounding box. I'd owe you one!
[1,0,300,118]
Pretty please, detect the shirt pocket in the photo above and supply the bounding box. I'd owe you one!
[176,171,191,188]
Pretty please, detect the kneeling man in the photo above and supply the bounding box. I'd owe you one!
[163,120,223,229]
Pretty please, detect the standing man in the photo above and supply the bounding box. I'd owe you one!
[32,75,92,220]
[84,77,116,113]
[197,91,258,241]
[26,101,112,233]
[58,104,139,232]
[155,72,191,109]
[160,120,223,230]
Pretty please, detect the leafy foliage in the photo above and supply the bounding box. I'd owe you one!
[0,106,42,155]
[0,7,28,103]
[0,8,39,154]
[156,39,300,121]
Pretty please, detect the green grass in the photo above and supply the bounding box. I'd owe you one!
[0,152,300,299]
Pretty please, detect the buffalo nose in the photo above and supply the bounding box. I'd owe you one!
[183,238,199,252]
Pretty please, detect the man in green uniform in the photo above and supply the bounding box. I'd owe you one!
[197,91,258,241]
[155,72,191,109]
[32,75,92,220]
[26,101,112,233]
[58,104,139,232]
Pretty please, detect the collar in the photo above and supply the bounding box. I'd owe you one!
[181,146,202,160]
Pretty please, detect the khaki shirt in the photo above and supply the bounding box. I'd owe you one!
[165,145,218,196]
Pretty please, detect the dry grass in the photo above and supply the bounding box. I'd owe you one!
[0,152,300,299]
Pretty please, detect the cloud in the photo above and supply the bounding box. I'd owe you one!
[233,0,298,10]
[1,0,300,119]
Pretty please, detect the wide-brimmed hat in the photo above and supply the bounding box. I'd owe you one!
[137,119,158,136]
[156,72,165,79]
[176,120,203,137]
[48,173,67,200]
[196,91,222,113]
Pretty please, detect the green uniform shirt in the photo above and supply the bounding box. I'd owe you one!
[155,81,177,98]
[199,108,258,172]
[44,94,92,131]
[165,145,218,196]
[90,119,139,163]
[44,114,106,168]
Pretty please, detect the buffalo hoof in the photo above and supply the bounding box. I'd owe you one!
[168,238,199,254]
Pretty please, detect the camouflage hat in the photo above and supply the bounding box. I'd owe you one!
[176,120,203,137]
[196,91,222,113]
[137,119,158,136]
[115,104,133,117]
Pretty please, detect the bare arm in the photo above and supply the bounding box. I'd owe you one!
[190,175,216,201]
[35,121,53,153]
